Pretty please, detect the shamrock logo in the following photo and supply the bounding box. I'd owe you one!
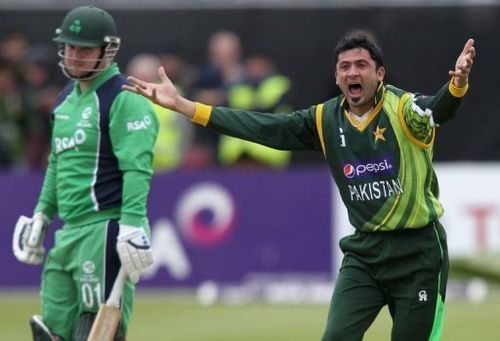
[69,19,82,34]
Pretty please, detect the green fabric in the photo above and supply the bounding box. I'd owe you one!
[429,294,446,341]
[322,222,449,340]
[209,105,320,151]
[402,82,461,142]
[35,63,158,227]
[429,224,447,341]
[41,219,148,340]
[208,82,462,231]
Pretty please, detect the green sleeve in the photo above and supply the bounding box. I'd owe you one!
[109,91,158,227]
[35,152,58,220]
[207,106,322,151]
[403,81,464,142]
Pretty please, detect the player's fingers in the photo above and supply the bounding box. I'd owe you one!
[122,84,138,93]
[151,88,158,103]
[469,46,476,59]
[463,59,473,70]
[158,66,169,83]
[158,66,175,89]
[135,85,152,99]
[127,76,149,89]
[460,60,473,72]
[463,38,474,54]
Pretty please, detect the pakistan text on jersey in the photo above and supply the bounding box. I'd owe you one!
[348,178,403,201]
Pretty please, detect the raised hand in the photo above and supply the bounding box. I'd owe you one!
[124,66,178,109]
[123,66,196,118]
[450,39,476,88]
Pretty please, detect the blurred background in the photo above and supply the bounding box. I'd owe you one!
[1,0,499,340]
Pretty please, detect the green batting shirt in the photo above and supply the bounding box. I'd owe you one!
[35,63,158,228]
[191,80,468,232]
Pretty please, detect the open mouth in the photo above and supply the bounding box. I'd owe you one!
[348,83,363,97]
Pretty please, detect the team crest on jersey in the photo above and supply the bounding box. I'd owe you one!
[82,260,96,274]
[77,107,93,128]
[373,125,386,142]
[82,107,92,120]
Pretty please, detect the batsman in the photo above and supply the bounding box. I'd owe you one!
[125,34,475,340]
[12,6,158,340]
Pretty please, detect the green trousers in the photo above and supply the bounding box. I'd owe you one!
[40,219,138,340]
[323,221,448,341]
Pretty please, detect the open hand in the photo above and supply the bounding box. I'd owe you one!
[450,39,476,88]
[123,66,178,109]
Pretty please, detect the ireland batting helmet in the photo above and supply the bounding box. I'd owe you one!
[54,6,121,80]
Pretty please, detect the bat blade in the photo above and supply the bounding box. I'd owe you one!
[87,305,121,341]
[87,268,127,341]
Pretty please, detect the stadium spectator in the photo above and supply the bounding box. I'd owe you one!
[187,31,246,168]
[0,58,26,168]
[21,44,62,169]
[124,33,476,340]
[158,44,197,96]
[127,53,193,172]
[219,51,292,168]
[0,30,29,82]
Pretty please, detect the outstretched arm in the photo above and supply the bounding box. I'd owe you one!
[401,38,477,143]
[449,38,476,88]
[124,65,321,151]
[123,66,196,118]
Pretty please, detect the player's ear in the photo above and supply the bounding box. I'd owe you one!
[376,66,385,82]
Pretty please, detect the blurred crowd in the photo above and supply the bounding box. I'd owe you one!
[0,30,294,173]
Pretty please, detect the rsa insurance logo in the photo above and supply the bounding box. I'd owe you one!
[176,183,237,247]
[343,157,394,179]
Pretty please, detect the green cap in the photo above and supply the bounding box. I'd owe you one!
[53,6,118,47]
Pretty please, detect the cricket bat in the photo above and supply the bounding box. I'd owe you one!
[87,267,127,341]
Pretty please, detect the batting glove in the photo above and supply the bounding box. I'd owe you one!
[12,213,50,265]
[116,224,153,283]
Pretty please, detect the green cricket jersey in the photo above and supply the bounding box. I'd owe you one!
[192,80,467,231]
[35,63,158,227]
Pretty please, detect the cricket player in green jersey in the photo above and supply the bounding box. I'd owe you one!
[125,34,475,340]
[12,6,158,341]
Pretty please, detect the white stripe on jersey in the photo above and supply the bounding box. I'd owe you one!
[90,91,101,211]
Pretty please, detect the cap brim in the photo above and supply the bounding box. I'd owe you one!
[53,36,102,47]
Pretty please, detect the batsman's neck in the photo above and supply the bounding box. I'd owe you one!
[78,79,93,93]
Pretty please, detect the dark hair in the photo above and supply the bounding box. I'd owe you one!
[334,34,384,68]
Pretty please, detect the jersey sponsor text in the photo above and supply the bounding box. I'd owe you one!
[127,115,152,132]
[54,128,87,154]
[343,158,394,179]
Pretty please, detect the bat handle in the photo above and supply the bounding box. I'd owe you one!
[106,267,127,308]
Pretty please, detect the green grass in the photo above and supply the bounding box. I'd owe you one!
[1,289,499,340]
